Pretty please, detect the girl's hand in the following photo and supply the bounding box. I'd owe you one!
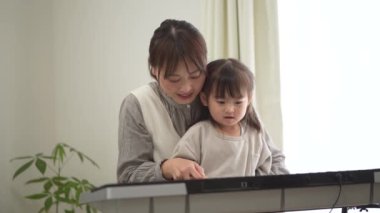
[161,158,206,180]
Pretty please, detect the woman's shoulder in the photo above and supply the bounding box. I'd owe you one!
[122,82,157,102]
[129,82,157,95]
[120,83,154,117]
[119,92,141,120]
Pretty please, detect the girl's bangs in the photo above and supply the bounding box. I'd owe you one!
[213,69,249,98]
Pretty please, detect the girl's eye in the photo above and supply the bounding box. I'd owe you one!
[235,101,243,105]
[216,100,225,104]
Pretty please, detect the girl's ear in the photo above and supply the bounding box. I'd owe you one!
[249,93,254,104]
[200,92,208,106]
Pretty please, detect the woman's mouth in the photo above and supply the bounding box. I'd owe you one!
[177,93,193,99]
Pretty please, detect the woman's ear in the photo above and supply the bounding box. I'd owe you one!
[200,92,208,106]
[152,67,159,80]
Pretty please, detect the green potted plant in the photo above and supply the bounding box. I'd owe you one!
[10,143,99,213]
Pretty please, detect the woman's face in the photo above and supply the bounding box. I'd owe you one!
[153,60,205,105]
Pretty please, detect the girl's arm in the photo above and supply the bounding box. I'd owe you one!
[169,127,205,180]
[262,130,290,175]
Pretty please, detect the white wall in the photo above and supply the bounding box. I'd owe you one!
[279,0,380,174]
[0,0,201,212]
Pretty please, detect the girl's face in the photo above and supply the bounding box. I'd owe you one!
[201,89,250,132]
[153,60,205,105]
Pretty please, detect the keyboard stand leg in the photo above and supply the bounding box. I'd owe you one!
[342,207,348,213]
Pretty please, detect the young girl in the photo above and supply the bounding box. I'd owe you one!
[171,58,288,178]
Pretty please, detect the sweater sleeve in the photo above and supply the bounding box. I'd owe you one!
[171,125,201,163]
[117,94,166,183]
[262,130,290,175]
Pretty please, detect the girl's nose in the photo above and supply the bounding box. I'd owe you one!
[225,104,235,113]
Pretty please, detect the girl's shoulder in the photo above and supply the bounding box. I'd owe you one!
[183,120,216,138]
[242,122,263,138]
[188,120,213,132]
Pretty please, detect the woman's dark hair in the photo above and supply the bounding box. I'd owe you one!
[203,58,262,132]
[148,19,207,78]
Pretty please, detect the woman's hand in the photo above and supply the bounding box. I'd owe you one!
[161,158,206,180]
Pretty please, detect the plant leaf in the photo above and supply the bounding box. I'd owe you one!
[52,144,59,164]
[77,152,84,162]
[75,187,83,204]
[44,197,53,211]
[52,176,67,187]
[86,205,91,213]
[86,204,98,213]
[59,147,65,162]
[82,155,100,168]
[52,176,67,182]
[26,192,49,200]
[35,158,47,175]
[72,177,80,182]
[63,143,99,168]
[36,153,43,157]
[26,177,49,184]
[43,180,53,192]
[41,155,53,160]
[55,195,72,204]
[12,159,34,180]
[38,206,46,213]
[52,143,66,164]
[9,156,33,162]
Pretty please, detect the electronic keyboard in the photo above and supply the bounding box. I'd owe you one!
[80,168,380,213]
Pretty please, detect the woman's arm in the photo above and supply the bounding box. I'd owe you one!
[117,94,165,183]
[117,94,205,182]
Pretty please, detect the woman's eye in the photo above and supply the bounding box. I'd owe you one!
[190,75,200,79]
[190,72,201,79]
[167,77,181,83]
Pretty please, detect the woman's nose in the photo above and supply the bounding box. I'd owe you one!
[179,80,192,94]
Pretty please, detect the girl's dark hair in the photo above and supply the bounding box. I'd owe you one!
[203,58,262,132]
[148,19,207,78]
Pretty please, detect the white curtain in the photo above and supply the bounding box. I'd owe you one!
[201,0,283,149]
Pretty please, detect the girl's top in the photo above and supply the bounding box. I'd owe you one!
[172,120,276,178]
